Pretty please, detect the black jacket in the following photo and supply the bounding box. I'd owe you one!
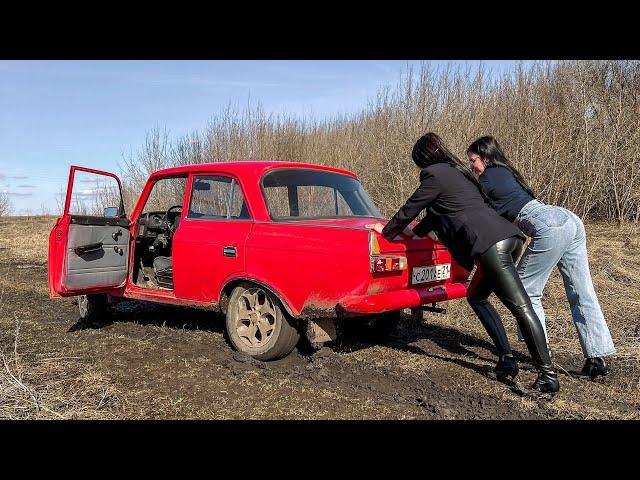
[381,162,525,271]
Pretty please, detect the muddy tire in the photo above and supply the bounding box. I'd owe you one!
[225,283,300,361]
[78,294,109,321]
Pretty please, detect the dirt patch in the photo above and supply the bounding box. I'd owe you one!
[1,216,639,419]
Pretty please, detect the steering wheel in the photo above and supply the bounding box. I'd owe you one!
[163,205,183,234]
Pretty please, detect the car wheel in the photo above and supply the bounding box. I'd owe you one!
[78,294,110,321]
[226,283,300,361]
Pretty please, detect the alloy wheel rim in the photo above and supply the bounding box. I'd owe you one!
[235,288,277,348]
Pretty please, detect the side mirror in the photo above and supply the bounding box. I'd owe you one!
[103,206,119,218]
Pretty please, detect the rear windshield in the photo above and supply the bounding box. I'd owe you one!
[261,168,381,220]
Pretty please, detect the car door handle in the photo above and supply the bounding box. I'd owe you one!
[223,246,237,257]
[74,242,103,255]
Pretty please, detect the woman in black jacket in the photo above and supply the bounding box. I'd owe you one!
[369,132,559,393]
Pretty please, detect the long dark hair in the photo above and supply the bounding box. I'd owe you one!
[412,132,490,202]
[466,136,536,198]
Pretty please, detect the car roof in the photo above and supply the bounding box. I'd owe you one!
[150,161,358,180]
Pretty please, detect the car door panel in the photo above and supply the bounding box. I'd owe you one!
[172,174,251,303]
[48,166,130,298]
[173,220,251,302]
[63,222,130,290]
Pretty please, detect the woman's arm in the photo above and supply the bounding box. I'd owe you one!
[412,214,436,237]
[381,170,441,241]
[366,223,414,238]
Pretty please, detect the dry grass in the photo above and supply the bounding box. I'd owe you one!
[0,318,123,419]
[0,215,56,265]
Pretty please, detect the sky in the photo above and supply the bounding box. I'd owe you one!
[0,60,533,215]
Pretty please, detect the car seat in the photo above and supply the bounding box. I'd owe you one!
[153,256,173,289]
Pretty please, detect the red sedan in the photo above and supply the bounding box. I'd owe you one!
[48,161,470,359]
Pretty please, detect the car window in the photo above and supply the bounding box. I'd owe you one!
[142,177,187,215]
[262,168,381,220]
[68,170,123,216]
[297,185,353,217]
[188,175,249,220]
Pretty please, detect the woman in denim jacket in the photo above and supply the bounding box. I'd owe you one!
[467,136,615,378]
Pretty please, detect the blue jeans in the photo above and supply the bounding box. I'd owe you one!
[514,200,615,358]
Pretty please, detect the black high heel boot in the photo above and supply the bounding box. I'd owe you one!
[470,300,518,378]
[532,365,560,393]
[581,357,608,378]
[512,304,560,393]
[496,354,519,379]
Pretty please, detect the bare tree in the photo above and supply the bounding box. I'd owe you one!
[0,191,11,217]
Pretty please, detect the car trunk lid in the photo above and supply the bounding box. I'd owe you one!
[291,217,446,253]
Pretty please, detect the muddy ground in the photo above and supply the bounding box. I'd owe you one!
[1,216,639,419]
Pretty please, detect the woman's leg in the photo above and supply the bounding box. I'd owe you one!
[515,225,567,343]
[515,205,573,342]
[467,267,512,358]
[557,211,616,359]
[477,237,558,392]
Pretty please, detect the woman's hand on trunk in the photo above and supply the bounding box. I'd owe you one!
[365,222,385,234]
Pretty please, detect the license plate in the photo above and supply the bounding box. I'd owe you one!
[411,264,451,285]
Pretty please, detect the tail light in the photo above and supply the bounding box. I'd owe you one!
[371,256,407,273]
[369,231,407,273]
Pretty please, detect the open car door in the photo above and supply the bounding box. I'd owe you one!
[48,166,131,298]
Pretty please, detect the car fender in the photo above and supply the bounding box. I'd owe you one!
[219,274,300,318]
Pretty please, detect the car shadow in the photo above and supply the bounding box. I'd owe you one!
[68,299,225,334]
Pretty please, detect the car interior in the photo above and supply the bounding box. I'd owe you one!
[132,177,187,290]
[132,204,182,290]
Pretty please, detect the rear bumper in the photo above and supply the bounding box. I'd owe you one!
[338,281,469,315]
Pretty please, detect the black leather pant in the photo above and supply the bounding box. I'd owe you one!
[467,236,552,368]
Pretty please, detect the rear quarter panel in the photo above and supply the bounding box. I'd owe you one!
[244,223,372,316]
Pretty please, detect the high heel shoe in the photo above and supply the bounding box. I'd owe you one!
[581,357,608,378]
[532,364,560,393]
[495,354,519,379]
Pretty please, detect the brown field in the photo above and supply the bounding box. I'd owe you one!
[1,215,639,419]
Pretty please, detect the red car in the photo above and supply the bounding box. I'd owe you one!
[48,162,470,360]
